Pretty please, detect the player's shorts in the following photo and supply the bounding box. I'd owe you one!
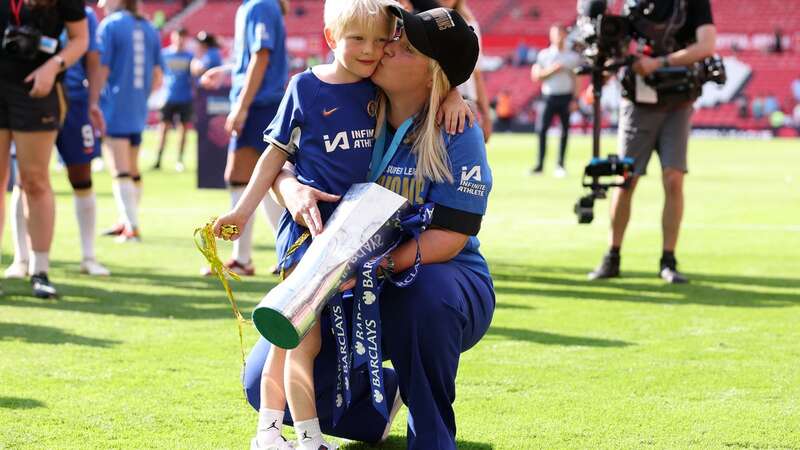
[0,78,66,132]
[618,99,693,176]
[107,133,142,147]
[228,102,280,153]
[56,98,101,166]
[161,101,194,124]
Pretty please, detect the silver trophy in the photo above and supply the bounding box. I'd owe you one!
[252,183,412,349]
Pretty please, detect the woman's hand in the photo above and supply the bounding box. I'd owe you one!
[437,90,476,135]
[225,103,248,136]
[212,209,250,241]
[199,66,226,90]
[25,59,60,98]
[282,183,340,237]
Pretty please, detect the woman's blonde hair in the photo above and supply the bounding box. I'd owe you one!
[375,59,454,184]
[324,0,396,41]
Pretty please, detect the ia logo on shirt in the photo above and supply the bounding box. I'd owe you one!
[461,165,482,183]
[324,131,350,153]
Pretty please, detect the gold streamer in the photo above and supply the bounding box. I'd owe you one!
[193,219,251,366]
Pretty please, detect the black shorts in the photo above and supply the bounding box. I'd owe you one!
[0,77,66,132]
[161,101,194,124]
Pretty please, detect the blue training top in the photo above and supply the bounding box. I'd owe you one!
[162,48,194,104]
[61,7,99,103]
[231,0,288,107]
[376,123,493,278]
[97,10,164,135]
[264,69,378,269]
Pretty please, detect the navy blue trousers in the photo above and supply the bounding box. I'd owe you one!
[242,262,495,449]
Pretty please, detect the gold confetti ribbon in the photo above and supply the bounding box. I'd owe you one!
[193,219,251,365]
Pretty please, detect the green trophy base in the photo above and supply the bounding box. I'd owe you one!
[252,307,301,349]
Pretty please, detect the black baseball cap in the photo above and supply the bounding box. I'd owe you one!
[387,6,479,87]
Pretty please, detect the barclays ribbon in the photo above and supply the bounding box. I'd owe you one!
[329,290,352,426]
[349,203,435,419]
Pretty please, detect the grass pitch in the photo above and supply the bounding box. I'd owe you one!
[1,132,799,449]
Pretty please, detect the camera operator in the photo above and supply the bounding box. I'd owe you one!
[0,0,89,298]
[588,0,717,284]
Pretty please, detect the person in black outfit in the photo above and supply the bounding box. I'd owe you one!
[0,0,88,297]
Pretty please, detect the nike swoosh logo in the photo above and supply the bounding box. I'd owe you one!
[323,107,339,117]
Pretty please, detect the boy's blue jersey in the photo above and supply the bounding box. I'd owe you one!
[162,49,194,104]
[231,0,288,107]
[265,69,377,267]
[61,7,99,102]
[97,11,164,134]
[376,124,493,278]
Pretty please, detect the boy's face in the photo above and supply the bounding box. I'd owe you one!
[329,21,391,79]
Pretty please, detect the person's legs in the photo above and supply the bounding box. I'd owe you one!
[227,147,260,269]
[656,104,691,282]
[104,137,139,236]
[590,101,661,280]
[177,121,188,169]
[6,183,30,277]
[242,313,400,443]
[556,96,572,169]
[0,129,10,254]
[13,130,57,276]
[535,98,556,172]
[153,120,169,169]
[380,264,495,450]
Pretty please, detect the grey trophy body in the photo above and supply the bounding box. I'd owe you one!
[252,183,412,349]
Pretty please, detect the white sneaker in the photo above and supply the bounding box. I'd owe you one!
[175,161,185,172]
[80,259,111,276]
[4,260,29,279]
[250,434,295,450]
[554,166,567,178]
[381,387,404,442]
[296,432,337,450]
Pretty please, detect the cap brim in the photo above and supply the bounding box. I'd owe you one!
[387,5,436,60]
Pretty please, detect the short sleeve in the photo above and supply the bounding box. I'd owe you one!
[535,48,547,66]
[689,0,714,28]
[246,3,278,53]
[59,0,86,22]
[427,125,492,216]
[97,19,114,67]
[86,9,99,53]
[263,74,308,159]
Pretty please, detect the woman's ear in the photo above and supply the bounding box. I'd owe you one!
[324,28,337,50]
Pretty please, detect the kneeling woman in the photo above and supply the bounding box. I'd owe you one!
[246,6,494,449]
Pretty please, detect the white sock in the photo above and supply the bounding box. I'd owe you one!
[30,251,49,275]
[261,195,283,236]
[230,187,254,265]
[10,185,29,264]
[133,178,142,206]
[257,408,285,442]
[112,178,138,229]
[295,418,326,450]
[74,192,97,261]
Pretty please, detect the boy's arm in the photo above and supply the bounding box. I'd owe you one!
[437,88,476,134]
[213,145,288,239]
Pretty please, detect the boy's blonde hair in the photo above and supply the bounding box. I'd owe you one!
[324,0,397,40]
[375,59,454,184]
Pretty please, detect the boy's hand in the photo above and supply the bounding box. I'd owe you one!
[213,210,249,241]
[338,278,356,292]
[437,90,475,135]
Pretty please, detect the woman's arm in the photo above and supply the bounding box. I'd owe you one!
[472,68,492,143]
[85,48,106,135]
[26,18,89,97]
[385,228,468,273]
[226,49,270,136]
